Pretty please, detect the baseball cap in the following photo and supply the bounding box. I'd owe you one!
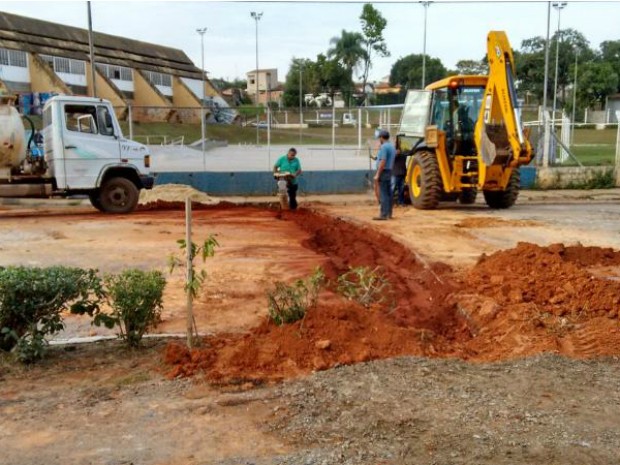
[376,129,390,139]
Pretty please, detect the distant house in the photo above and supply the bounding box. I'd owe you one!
[0,11,234,123]
[246,68,282,105]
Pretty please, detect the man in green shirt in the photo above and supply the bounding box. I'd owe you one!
[273,147,302,210]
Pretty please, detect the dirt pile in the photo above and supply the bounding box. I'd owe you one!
[457,242,620,360]
[165,209,471,383]
[165,299,453,383]
[139,184,220,206]
[164,210,620,383]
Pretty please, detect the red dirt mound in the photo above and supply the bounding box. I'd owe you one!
[165,297,462,383]
[289,210,466,339]
[163,209,620,384]
[458,242,620,361]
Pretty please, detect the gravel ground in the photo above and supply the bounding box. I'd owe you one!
[254,355,620,465]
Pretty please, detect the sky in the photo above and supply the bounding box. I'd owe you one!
[2,0,620,83]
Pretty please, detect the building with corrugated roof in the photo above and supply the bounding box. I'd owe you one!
[0,11,235,123]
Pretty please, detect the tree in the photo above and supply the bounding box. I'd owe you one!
[454,59,488,75]
[578,61,618,109]
[327,29,366,81]
[359,3,390,105]
[282,58,319,107]
[600,40,620,93]
[315,54,355,103]
[281,56,353,107]
[390,54,447,89]
[516,29,594,105]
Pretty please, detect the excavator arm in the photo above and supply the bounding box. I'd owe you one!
[475,31,532,189]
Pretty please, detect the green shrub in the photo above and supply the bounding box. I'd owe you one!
[267,268,325,326]
[337,266,392,308]
[0,266,103,362]
[96,269,166,348]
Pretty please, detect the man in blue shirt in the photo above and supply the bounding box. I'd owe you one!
[273,147,302,210]
[373,130,396,220]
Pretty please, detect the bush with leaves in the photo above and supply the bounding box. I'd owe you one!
[337,266,392,308]
[93,269,166,348]
[168,236,219,299]
[0,266,103,362]
[267,267,325,326]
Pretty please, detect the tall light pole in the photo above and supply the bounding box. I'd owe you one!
[421,1,433,88]
[299,64,303,143]
[542,1,552,167]
[551,2,567,122]
[571,47,579,145]
[87,1,97,98]
[251,11,263,145]
[196,27,207,167]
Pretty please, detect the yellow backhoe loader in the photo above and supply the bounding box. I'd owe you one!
[397,31,533,209]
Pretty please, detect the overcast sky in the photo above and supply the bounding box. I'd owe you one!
[2,0,620,83]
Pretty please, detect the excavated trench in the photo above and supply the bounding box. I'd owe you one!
[163,205,620,384]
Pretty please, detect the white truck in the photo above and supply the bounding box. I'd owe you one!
[0,94,153,213]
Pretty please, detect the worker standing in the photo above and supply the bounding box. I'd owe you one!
[373,130,396,220]
[273,147,302,210]
[391,141,408,207]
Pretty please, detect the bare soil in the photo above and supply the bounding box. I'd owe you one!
[1,196,619,464]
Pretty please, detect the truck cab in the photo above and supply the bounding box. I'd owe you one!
[41,96,153,213]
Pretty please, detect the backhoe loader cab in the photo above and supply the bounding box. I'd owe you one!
[397,31,533,210]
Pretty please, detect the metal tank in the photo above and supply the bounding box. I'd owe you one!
[0,94,26,170]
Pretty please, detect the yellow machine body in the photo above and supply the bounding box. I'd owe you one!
[397,31,533,209]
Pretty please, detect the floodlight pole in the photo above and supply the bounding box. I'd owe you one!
[251,12,263,145]
[197,27,207,170]
[299,65,303,143]
[87,1,97,98]
[571,48,579,145]
[421,1,433,88]
[552,2,567,123]
[542,1,552,167]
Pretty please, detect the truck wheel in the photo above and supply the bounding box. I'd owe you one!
[408,151,442,210]
[88,191,105,212]
[459,188,477,205]
[483,169,520,209]
[99,177,139,214]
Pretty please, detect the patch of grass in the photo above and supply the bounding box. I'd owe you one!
[564,169,616,189]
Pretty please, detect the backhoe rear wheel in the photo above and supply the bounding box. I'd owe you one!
[99,177,139,214]
[408,151,442,210]
[483,169,520,209]
[458,188,477,205]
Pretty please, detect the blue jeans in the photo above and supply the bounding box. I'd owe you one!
[391,174,406,205]
[378,170,392,218]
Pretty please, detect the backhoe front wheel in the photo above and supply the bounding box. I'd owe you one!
[98,177,139,214]
[408,151,442,210]
[483,169,520,209]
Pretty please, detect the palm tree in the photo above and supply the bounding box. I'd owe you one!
[327,30,366,82]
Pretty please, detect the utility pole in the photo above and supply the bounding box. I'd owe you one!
[542,1,552,167]
[552,2,567,122]
[421,1,433,88]
[571,48,579,145]
[87,2,97,98]
[251,12,263,145]
[197,27,207,169]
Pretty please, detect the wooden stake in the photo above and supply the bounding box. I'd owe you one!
[185,197,194,349]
